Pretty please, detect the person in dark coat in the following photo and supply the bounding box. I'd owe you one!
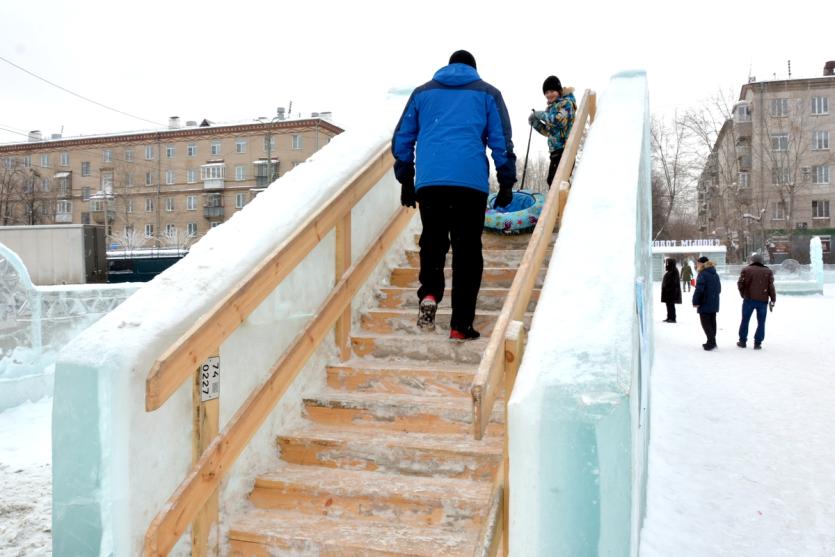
[392,50,517,340]
[692,255,721,350]
[736,253,777,350]
[680,260,693,292]
[661,257,682,322]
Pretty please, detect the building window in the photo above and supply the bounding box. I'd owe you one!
[235,192,246,208]
[126,199,133,213]
[771,201,786,220]
[738,171,749,189]
[812,96,829,115]
[90,199,103,212]
[57,177,69,196]
[264,136,276,151]
[812,130,830,150]
[235,165,246,181]
[145,171,154,186]
[2,158,13,169]
[187,168,197,183]
[103,149,113,163]
[166,144,175,158]
[291,134,302,150]
[41,177,50,192]
[813,165,830,185]
[735,103,751,122]
[211,141,221,155]
[772,166,790,185]
[165,169,175,185]
[201,164,225,180]
[40,154,49,168]
[126,172,135,187]
[81,161,91,176]
[165,197,175,212]
[145,198,154,212]
[186,195,197,210]
[820,235,831,253]
[145,224,154,238]
[165,224,176,238]
[769,98,789,117]
[22,155,31,168]
[235,139,247,154]
[211,221,221,228]
[59,151,69,166]
[82,186,91,200]
[102,171,113,193]
[125,148,134,162]
[187,222,198,236]
[812,200,830,219]
[145,145,154,160]
[771,134,788,151]
[187,143,197,157]
[57,200,72,215]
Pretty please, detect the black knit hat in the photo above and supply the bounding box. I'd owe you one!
[449,50,477,69]
[542,75,562,94]
[697,256,709,263]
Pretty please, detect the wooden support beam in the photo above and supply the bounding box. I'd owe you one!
[334,213,352,361]
[145,146,393,411]
[143,207,413,557]
[191,356,220,557]
[502,321,526,557]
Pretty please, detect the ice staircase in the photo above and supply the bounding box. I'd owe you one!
[227,232,552,556]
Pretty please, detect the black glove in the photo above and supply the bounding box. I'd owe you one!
[494,186,513,209]
[527,112,538,125]
[400,181,416,208]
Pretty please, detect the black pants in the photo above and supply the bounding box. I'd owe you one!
[665,303,677,321]
[416,186,488,331]
[699,313,717,346]
[546,149,564,187]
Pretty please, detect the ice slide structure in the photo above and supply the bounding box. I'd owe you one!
[52,71,651,556]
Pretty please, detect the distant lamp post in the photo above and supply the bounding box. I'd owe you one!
[256,112,282,188]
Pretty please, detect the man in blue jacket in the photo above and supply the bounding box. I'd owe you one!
[692,255,722,350]
[392,50,517,340]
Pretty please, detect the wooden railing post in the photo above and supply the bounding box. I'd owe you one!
[335,213,352,361]
[192,355,220,557]
[503,321,526,557]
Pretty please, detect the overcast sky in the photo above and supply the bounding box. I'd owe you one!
[2,0,834,159]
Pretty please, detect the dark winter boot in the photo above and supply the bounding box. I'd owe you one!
[417,295,437,331]
[753,342,762,350]
[450,326,480,341]
[736,341,746,348]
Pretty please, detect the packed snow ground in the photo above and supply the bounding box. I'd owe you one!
[641,281,835,556]
[1,282,834,556]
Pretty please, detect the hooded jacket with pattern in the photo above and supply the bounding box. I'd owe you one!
[391,63,517,193]
[532,87,577,152]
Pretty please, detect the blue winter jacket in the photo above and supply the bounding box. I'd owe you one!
[391,63,517,193]
[692,263,721,314]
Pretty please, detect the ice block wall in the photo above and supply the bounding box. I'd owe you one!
[51,99,410,555]
[508,71,653,556]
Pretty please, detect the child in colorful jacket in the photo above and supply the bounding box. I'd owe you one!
[528,75,576,187]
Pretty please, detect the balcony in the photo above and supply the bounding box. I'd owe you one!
[203,206,225,219]
[201,162,226,191]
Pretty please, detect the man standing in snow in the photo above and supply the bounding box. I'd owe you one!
[529,75,576,188]
[736,253,776,350]
[692,255,721,350]
[392,50,517,340]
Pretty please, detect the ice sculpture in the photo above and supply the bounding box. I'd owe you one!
[508,71,652,556]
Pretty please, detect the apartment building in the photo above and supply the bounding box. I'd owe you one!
[699,61,835,263]
[0,113,342,249]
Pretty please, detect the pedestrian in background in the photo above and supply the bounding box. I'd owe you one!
[661,257,682,323]
[680,259,693,292]
[392,49,517,340]
[736,253,776,350]
[692,256,721,350]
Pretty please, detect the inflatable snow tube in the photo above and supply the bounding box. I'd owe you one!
[484,190,545,233]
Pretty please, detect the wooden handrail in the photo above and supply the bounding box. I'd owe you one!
[145,144,393,411]
[470,90,596,440]
[144,206,414,556]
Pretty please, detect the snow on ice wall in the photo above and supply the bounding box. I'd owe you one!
[51,94,411,556]
[508,71,653,556]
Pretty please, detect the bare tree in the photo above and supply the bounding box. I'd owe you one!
[651,113,699,240]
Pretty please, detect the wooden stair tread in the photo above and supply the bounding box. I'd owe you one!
[255,462,492,505]
[328,358,477,374]
[304,389,504,418]
[229,509,478,556]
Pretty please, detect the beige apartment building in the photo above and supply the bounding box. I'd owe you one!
[699,61,835,263]
[0,113,343,249]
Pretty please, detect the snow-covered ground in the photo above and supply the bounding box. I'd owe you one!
[0,397,51,556]
[2,281,834,556]
[641,281,835,556]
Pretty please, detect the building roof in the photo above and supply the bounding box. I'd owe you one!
[739,75,835,100]
[0,117,344,153]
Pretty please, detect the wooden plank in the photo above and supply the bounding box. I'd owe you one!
[469,90,594,440]
[145,145,393,411]
[143,207,413,557]
[191,357,220,557]
[334,213,352,361]
[502,321,525,557]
